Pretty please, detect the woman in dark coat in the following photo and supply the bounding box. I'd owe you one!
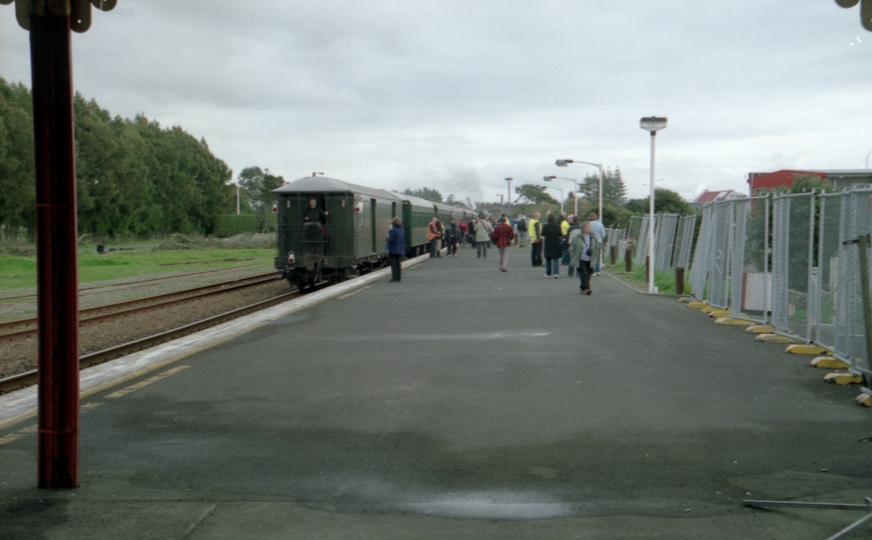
[541,213,563,278]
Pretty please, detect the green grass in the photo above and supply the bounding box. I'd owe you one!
[623,264,690,295]
[0,247,277,292]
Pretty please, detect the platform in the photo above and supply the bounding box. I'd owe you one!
[1,245,871,539]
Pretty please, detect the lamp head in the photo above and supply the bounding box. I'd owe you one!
[555,159,573,167]
[543,176,555,181]
[640,117,668,132]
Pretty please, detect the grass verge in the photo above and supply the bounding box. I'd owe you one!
[0,247,277,292]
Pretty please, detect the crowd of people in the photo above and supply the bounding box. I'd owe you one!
[387,210,606,293]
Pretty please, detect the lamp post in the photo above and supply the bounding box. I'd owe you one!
[556,159,603,225]
[640,116,668,294]
[505,177,513,209]
[541,185,564,213]
[543,176,578,215]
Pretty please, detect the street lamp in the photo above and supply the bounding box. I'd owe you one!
[556,159,603,226]
[543,176,578,215]
[540,185,564,213]
[640,116,668,294]
[505,177,513,208]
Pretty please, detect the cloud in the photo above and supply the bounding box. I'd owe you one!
[2,0,871,206]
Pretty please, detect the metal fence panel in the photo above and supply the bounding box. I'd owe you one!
[817,193,845,357]
[771,192,815,342]
[655,214,678,272]
[706,202,732,309]
[673,215,696,272]
[849,190,872,378]
[734,196,769,324]
[690,204,714,300]
[634,216,650,266]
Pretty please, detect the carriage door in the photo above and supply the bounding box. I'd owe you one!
[392,202,397,219]
[371,199,377,252]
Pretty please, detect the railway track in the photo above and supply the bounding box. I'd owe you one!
[0,271,282,342]
[0,281,330,395]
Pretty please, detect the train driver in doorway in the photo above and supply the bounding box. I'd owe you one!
[303,198,328,224]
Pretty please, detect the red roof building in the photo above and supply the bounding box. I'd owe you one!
[747,170,872,195]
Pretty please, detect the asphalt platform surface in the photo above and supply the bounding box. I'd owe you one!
[2,244,872,539]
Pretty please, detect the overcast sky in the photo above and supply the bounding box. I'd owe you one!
[2,1,871,205]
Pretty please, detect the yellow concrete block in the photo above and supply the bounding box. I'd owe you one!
[824,372,863,385]
[701,306,720,313]
[707,310,731,318]
[686,302,707,309]
[785,344,829,356]
[745,325,775,334]
[714,317,754,326]
[755,334,799,343]
[677,297,694,303]
[811,357,850,369]
[857,394,872,407]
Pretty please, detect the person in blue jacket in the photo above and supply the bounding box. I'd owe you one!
[386,217,406,283]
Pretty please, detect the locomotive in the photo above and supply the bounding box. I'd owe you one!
[273,175,477,290]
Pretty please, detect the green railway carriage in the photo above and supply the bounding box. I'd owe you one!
[273,175,442,289]
[273,176,403,289]
[400,194,437,256]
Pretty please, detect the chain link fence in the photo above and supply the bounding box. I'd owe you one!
[686,188,872,395]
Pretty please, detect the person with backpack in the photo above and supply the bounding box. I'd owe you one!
[516,215,528,247]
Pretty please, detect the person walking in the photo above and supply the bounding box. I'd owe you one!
[386,217,405,282]
[528,212,542,267]
[570,221,601,295]
[563,215,580,277]
[428,216,441,258]
[444,218,459,256]
[588,212,606,275]
[516,215,528,247]
[468,218,477,249]
[491,217,515,272]
[541,213,563,278]
[474,215,493,258]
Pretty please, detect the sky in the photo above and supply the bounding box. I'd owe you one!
[1,1,871,206]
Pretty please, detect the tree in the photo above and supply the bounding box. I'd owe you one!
[625,188,694,215]
[578,167,627,204]
[402,187,443,202]
[238,166,286,231]
[0,79,35,239]
[514,184,557,205]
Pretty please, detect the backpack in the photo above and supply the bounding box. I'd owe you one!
[517,219,527,232]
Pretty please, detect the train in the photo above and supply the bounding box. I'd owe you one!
[273,175,479,290]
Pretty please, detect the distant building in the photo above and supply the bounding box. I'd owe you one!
[690,189,743,210]
[747,169,872,195]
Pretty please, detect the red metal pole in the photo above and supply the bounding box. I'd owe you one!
[30,10,80,489]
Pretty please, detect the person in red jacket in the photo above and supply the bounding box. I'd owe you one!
[458,219,469,247]
[491,217,516,272]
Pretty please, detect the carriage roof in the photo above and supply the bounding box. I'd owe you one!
[273,176,400,201]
